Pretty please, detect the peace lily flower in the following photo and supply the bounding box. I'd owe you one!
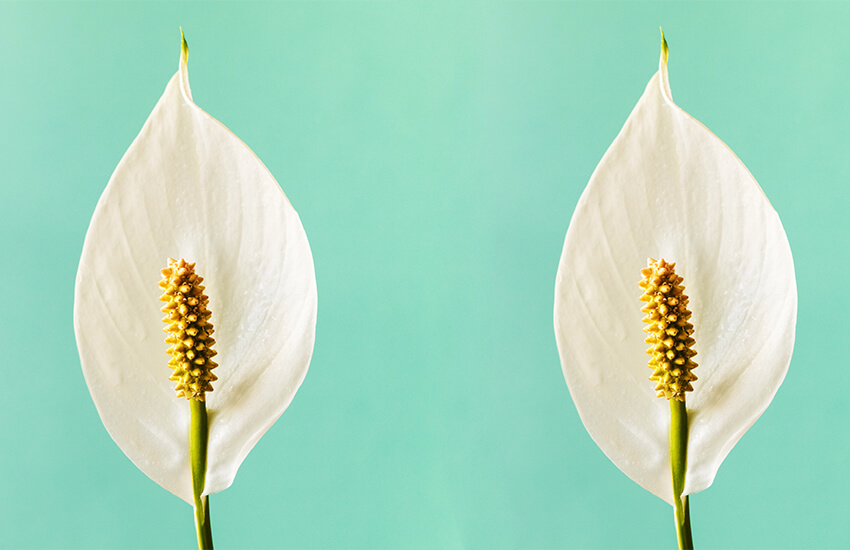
[553,32,796,547]
[74,32,317,547]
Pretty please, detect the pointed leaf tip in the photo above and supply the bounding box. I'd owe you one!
[660,28,668,65]
[180,28,188,66]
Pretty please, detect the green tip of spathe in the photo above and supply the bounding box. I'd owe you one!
[659,27,669,65]
[180,27,189,65]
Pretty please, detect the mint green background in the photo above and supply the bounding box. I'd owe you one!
[0,2,847,548]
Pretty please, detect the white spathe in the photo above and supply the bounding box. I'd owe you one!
[554,43,796,505]
[75,44,317,504]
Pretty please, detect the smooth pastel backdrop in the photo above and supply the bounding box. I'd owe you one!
[0,2,846,549]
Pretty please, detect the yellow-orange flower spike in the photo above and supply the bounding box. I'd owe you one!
[639,258,698,402]
[159,258,218,401]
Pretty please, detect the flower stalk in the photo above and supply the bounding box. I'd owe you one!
[670,398,692,550]
[191,398,213,549]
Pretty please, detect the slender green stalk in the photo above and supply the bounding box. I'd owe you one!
[190,399,214,550]
[670,398,693,550]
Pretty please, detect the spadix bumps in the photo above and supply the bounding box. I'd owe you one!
[639,258,697,402]
[160,258,218,400]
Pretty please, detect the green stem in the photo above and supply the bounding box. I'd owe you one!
[190,399,214,550]
[670,398,693,550]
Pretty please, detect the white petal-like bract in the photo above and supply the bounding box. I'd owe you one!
[75,45,317,504]
[554,42,796,504]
